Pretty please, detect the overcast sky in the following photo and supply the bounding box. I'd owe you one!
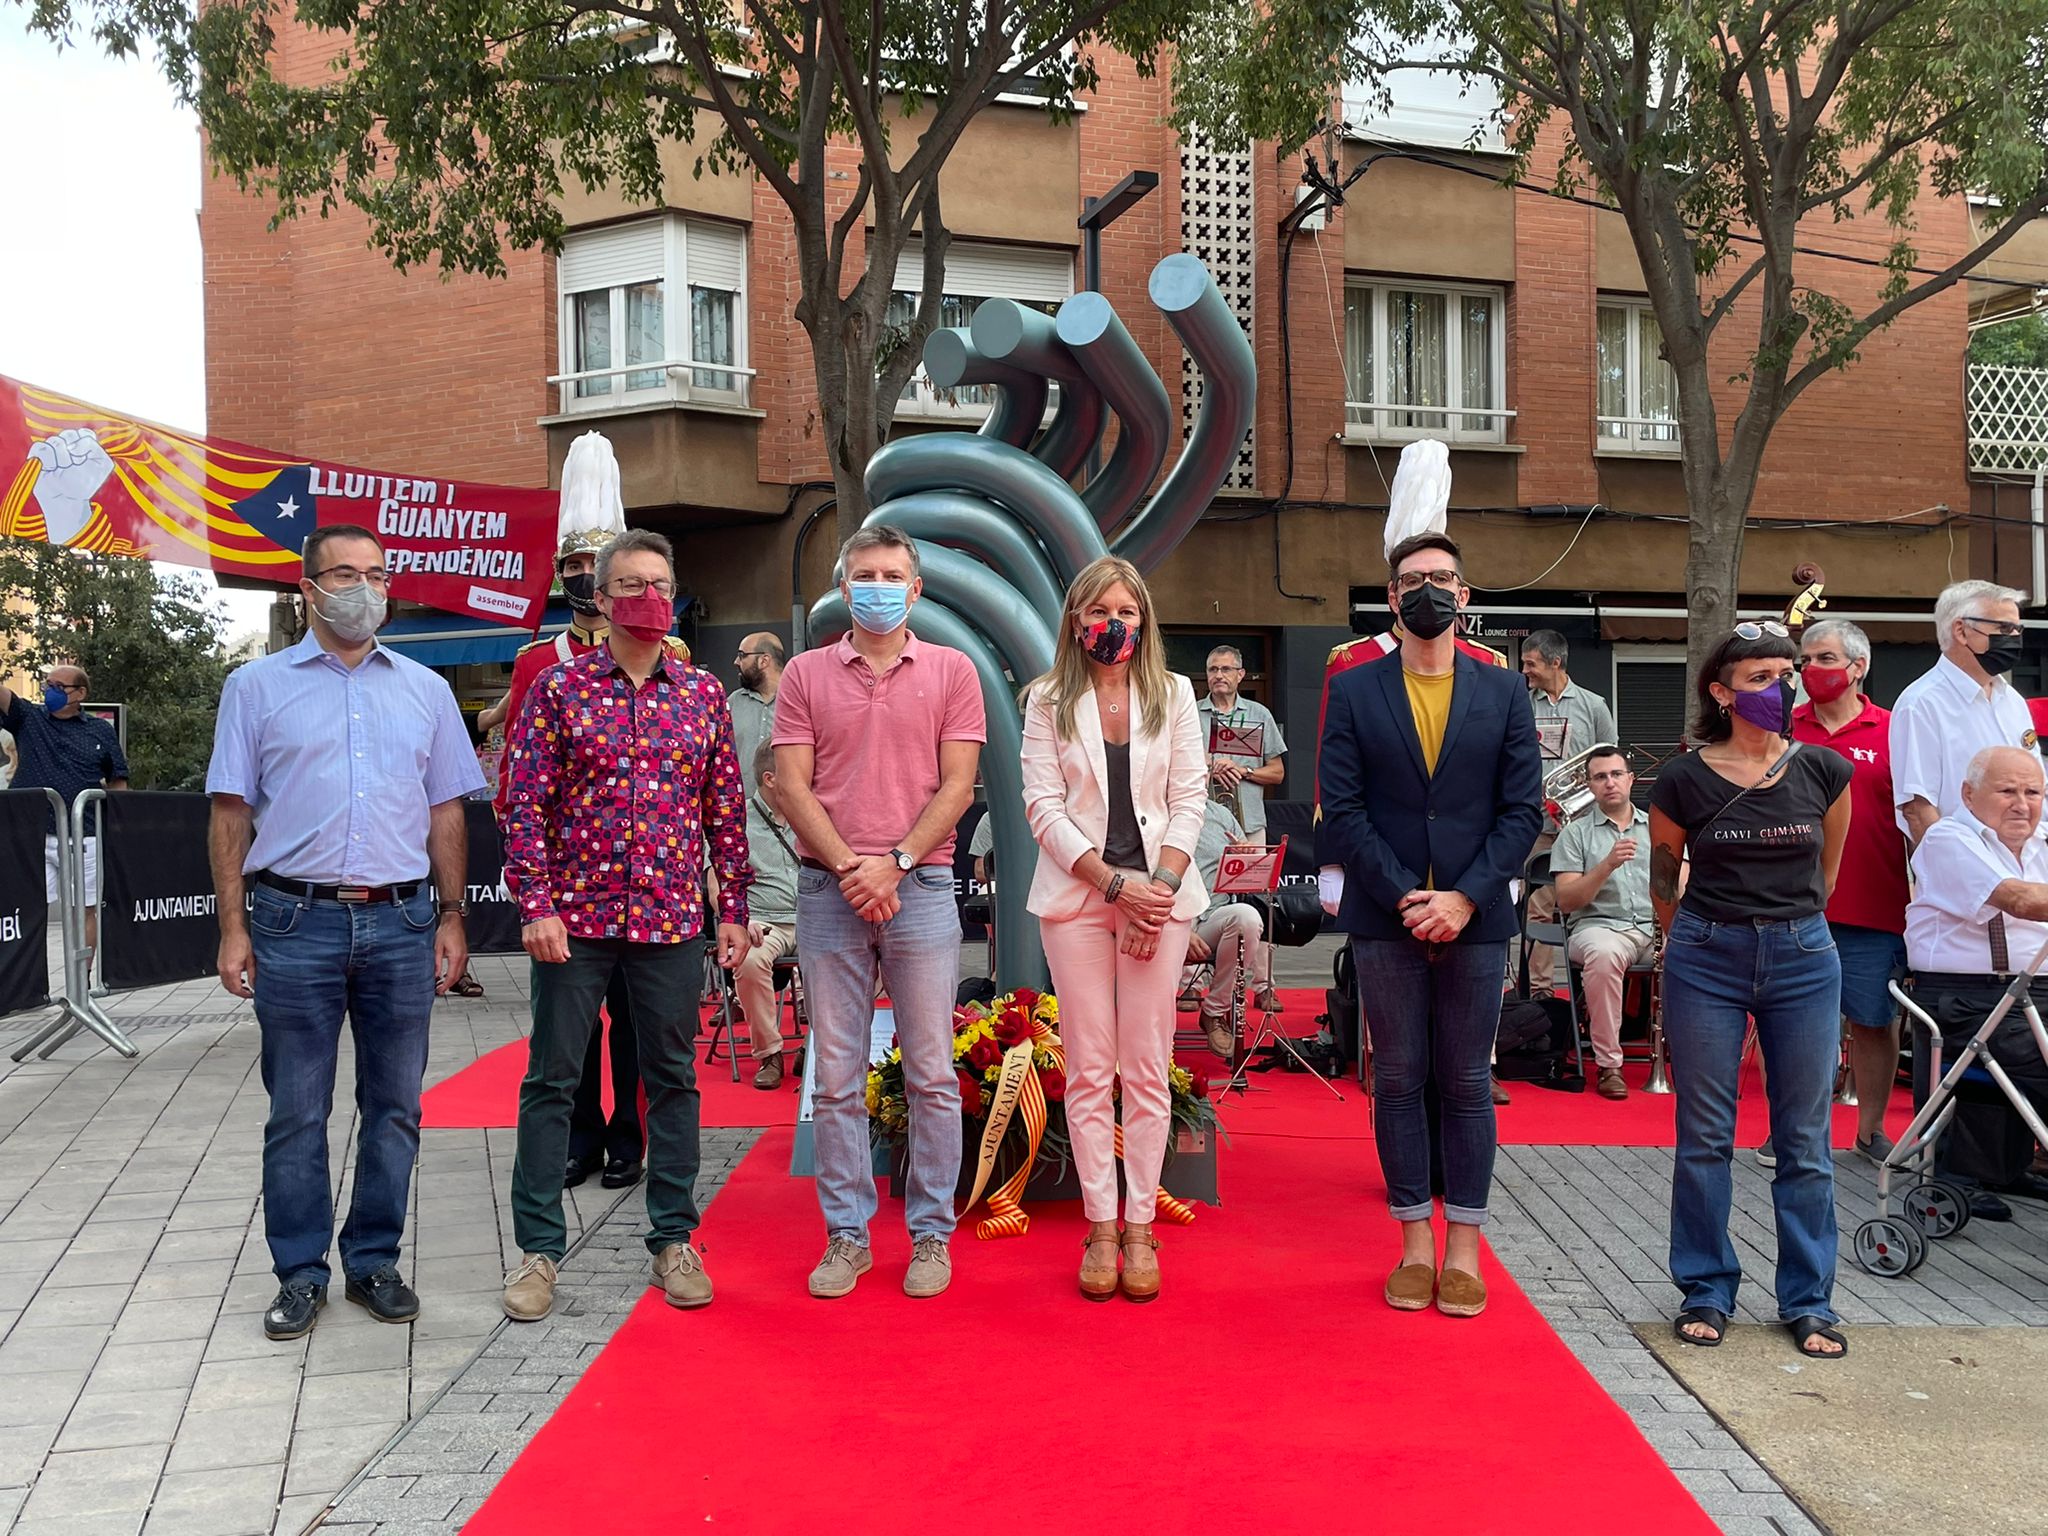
[1,24,275,638]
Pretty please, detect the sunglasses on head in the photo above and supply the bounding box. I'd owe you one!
[1732,621,1790,640]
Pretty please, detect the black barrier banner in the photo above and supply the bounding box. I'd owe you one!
[1263,801,1319,884]
[462,800,523,955]
[0,790,52,1015]
[99,791,218,991]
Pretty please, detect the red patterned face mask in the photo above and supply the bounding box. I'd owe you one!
[1079,618,1139,666]
[1800,665,1853,704]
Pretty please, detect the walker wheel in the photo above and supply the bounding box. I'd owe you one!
[1899,1180,1972,1240]
[1853,1217,1926,1278]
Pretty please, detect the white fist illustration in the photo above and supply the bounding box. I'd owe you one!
[28,428,115,545]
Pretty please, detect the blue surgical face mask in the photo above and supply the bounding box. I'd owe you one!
[43,684,71,713]
[847,580,911,636]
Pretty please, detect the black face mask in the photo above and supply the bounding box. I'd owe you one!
[561,571,600,617]
[1979,634,2022,677]
[1398,583,1460,641]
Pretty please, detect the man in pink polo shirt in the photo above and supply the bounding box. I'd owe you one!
[1791,619,1910,1161]
[772,525,986,1302]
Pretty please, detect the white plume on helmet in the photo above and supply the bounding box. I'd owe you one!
[1382,438,1452,561]
[556,431,627,564]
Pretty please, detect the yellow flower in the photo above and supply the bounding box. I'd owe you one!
[1169,1064,1193,1095]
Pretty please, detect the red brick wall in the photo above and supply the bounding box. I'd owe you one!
[202,23,555,485]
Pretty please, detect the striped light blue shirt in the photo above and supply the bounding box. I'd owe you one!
[206,630,485,884]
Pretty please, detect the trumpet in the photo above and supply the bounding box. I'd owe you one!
[1541,745,1602,828]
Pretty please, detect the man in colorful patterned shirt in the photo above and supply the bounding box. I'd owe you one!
[499,529,753,1321]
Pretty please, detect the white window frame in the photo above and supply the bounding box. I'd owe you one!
[889,239,1074,420]
[1343,277,1510,445]
[1596,297,1681,455]
[552,215,752,414]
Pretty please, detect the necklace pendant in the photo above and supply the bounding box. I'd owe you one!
[1107,702,1121,715]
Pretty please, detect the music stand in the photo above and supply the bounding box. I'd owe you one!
[1209,719,1266,759]
[1213,838,1346,1101]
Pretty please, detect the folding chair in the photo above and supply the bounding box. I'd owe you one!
[705,949,811,1086]
[1534,918,1668,1090]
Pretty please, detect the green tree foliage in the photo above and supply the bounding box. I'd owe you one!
[1177,0,2048,675]
[1970,312,2048,367]
[0,540,236,790]
[18,0,1202,546]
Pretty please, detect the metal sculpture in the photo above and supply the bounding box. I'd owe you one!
[807,253,1256,987]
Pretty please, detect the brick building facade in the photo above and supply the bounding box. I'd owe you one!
[201,34,2001,794]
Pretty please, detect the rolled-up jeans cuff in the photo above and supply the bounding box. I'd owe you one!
[1443,1203,1488,1227]
[1389,1199,1435,1222]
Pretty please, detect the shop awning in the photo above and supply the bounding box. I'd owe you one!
[378,605,572,667]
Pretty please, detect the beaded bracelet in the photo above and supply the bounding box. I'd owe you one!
[1104,872,1126,905]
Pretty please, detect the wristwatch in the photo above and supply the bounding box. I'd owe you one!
[437,898,470,920]
[889,848,915,873]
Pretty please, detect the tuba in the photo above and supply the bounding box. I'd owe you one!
[1541,745,1602,828]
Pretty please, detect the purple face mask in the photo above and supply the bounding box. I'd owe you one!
[1728,679,1795,735]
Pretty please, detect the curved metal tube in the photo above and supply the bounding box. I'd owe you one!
[911,543,1056,685]
[869,493,1066,623]
[968,301,1104,482]
[1055,291,1174,537]
[807,594,1048,990]
[922,328,1046,449]
[865,435,1107,585]
[1110,255,1258,573]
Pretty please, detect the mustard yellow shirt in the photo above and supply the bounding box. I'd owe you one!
[1403,667,1455,777]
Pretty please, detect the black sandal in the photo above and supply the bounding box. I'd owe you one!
[1788,1316,1848,1359]
[1673,1307,1728,1346]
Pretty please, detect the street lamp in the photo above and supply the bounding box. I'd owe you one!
[1078,169,1159,293]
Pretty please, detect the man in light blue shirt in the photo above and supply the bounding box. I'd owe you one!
[207,523,483,1342]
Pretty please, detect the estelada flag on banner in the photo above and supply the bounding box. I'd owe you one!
[0,373,557,627]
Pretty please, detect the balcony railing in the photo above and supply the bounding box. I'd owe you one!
[1968,364,2048,473]
[547,358,754,414]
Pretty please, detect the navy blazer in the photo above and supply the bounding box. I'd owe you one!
[1318,650,1545,943]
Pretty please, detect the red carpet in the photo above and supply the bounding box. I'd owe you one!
[461,1124,1717,1536]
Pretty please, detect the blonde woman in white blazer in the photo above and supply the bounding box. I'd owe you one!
[1021,555,1209,1302]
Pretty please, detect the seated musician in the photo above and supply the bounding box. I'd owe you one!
[1550,745,1657,1102]
[1184,798,1277,1058]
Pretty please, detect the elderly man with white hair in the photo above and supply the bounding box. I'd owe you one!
[1890,579,2039,847]
[1905,745,2048,1210]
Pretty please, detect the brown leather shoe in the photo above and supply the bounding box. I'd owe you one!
[1079,1222,1120,1302]
[652,1242,713,1309]
[753,1054,785,1090]
[1597,1067,1629,1100]
[1384,1262,1435,1311]
[1120,1223,1160,1302]
[1491,1076,1511,1105]
[1437,1267,1487,1318]
[502,1254,558,1321]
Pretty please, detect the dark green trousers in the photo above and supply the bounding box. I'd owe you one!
[511,934,706,1259]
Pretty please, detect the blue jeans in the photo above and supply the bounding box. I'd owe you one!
[1352,938,1506,1226]
[1663,910,1842,1322]
[250,885,437,1287]
[798,866,962,1244]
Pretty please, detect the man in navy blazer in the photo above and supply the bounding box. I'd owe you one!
[1318,530,1543,1321]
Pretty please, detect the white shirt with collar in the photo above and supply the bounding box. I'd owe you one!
[1906,805,2048,973]
[1889,654,2040,834]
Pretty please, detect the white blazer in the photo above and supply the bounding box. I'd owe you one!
[1020,673,1211,923]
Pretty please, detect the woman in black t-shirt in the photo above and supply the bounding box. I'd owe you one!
[1647,624,1852,1361]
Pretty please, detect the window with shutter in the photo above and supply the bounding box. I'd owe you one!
[555,215,750,412]
[885,239,1075,418]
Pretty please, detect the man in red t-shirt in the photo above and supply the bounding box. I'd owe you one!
[1791,619,1911,1159]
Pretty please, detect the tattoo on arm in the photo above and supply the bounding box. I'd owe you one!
[1651,846,1681,904]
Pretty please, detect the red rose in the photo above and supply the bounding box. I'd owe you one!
[1189,1071,1211,1100]
[967,1036,1003,1072]
[993,1009,1032,1048]
[1040,1067,1067,1102]
[1009,988,1041,1013]
[956,1069,984,1107]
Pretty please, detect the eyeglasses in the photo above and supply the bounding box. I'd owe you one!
[42,679,84,693]
[313,566,392,590]
[1206,665,1244,675]
[734,650,772,662]
[605,577,677,598]
[1393,569,1462,594]
[1732,621,1790,640]
[1963,616,2024,639]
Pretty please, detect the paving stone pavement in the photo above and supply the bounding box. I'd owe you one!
[0,953,620,1536]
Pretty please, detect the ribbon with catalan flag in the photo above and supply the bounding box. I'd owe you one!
[0,374,558,627]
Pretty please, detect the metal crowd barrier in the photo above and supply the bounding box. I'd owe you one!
[9,787,138,1061]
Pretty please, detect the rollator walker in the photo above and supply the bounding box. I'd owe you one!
[1852,933,2048,1277]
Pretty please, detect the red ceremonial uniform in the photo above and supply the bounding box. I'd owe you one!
[2029,695,2048,745]
[1314,627,1508,808]
[1790,696,1909,934]
[491,619,690,816]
